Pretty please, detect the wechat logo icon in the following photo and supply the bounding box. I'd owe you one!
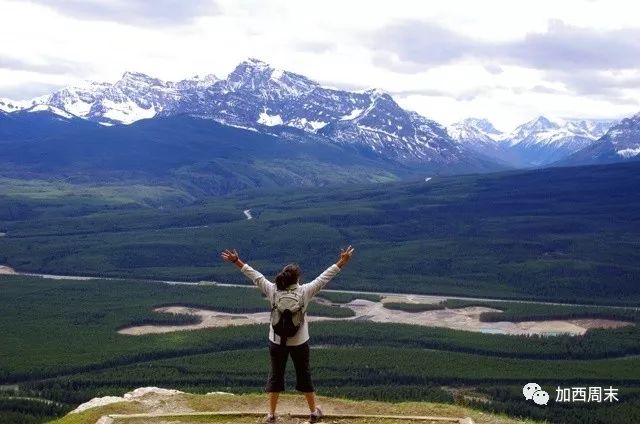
[523,383,549,406]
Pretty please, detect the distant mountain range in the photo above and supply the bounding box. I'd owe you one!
[0,58,639,186]
[558,113,640,166]
[447,116,620,167]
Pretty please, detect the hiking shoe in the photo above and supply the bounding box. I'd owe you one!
[263,414,278,423]
[309,407,323,423]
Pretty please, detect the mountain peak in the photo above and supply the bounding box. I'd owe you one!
[508,116,561,141]
[119,71,164,86]
[458,118,501,135]
[226,59,317,98]
[121,71,152,79]
[365,88,390,99]
[525,115,558,130]
[172,74,220,92]
[227,59,272,89]
[231,58,273,76]
[244,57,270,67]
[191,73,219,82]
[447,118,504,149]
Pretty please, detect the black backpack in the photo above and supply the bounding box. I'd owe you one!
[271,288,305,346]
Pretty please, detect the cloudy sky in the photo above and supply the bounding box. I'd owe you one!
[1,0,639,130]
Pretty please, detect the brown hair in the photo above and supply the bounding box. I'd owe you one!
[275,264,301,290]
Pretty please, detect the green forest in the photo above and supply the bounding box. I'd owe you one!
[1,275,638,424]
[1,162,639,305]
[1,162,639,423]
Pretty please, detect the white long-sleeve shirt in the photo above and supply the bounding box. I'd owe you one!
[241,263,341,346]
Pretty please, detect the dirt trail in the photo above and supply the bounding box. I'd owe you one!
[118,297,633,336]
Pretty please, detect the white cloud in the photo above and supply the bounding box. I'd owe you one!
[1,0,639,129]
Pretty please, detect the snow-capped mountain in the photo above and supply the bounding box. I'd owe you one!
[46,72,195,125]
[1,59,489,167]
[448,116,617,166]
[448,118,502,139]
[0,58,618,169]
[163,58,373,132]
[1,59,485,167]
[319,91,459,162]
[5,72,219,126]
[502,116,616,166]
[226,58,318,100]
[507,116,612,147]
[161,59,330,131]
[608,113,640,158]
[161,58,473,165]
[448,118,509,158]
[561,113,640,166]
[564,119,616,139]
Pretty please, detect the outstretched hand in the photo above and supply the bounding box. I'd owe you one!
[221,249,239,263]
[336,245,355,269]
[221,249,244,268]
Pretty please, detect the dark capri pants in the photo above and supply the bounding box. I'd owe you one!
[266,340,314,392]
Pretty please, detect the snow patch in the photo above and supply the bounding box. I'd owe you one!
[617,147,640,158]
[27,104,74,119]
[60,97,94,117]
[608,129,624,137]
[225,123,258,132]
[358,124,398,138]
[70,387,185,414]
[288,117,328,131]
[212,119,259,132]
[340,108,363,121]
[101,99,157,124]
[309,120,327,130]
[257,110,283,126]
[271,68,284,80]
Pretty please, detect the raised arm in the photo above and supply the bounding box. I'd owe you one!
[303,245,355,299]
[220,249,275,297]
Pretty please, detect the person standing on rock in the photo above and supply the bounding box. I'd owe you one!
[221,245,355,423]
